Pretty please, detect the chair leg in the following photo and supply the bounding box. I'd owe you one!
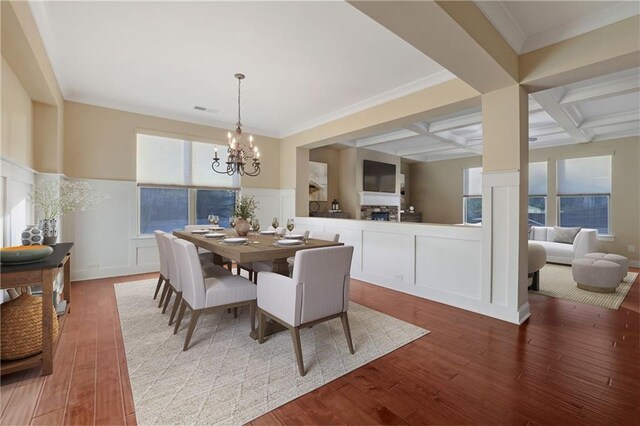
[234,307,238,318]
[290,326,305,376]
[249,301,256,333]
[153,275,163,299]
[173,300,187,335]
[169,291,182,326]
[341,312,355,355]
[236,264,240,275]
[258,309,266,344]
[162,286,173,314]
[158,280,170,308]
[183,309,201,351]
[253,272,258,284]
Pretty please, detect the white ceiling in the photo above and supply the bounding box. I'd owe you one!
[29,1,451,138]
[342,68,640,163]
[475,1,640,54]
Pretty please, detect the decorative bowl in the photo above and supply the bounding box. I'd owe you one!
[0,245,54,264]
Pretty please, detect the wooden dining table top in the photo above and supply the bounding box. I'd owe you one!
[173,230,343,264]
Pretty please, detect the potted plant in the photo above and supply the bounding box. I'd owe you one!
[30,180,106,245]
[232,196,258,236]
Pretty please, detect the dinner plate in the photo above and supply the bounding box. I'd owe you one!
[276,239,303,246]
[191,229,208,234]
[259,230,276,235]
[208,226,224,231]
[223,237,248,245]
[204,232,225,238]
[284,234,305,240]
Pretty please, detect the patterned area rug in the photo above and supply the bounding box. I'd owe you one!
[535,264,638,309]
[114,279,429,425]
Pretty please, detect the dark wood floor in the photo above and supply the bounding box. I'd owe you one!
[1,269,638,425]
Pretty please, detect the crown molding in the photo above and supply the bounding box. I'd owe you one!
[279,70,456,138]
[475,1,527,53]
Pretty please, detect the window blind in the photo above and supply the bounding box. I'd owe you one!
[463,167,482,196]
[529,161,547,195]
[558,155,611,195]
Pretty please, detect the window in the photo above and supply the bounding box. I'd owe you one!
[463,163,549,225]
[137,134,238,234]
[528,162,547,226]
[463,167,482,223]
[557,155,611,234]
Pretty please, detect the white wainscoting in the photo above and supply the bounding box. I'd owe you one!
[290,218,532,322]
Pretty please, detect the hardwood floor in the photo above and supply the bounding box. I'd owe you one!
[1,269,638,425]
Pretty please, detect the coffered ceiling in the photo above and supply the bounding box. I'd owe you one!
[343,68,640,162]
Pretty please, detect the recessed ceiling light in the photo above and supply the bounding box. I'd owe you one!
[193,105,219,113]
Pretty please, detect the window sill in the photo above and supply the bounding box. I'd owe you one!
[598,235,615,242]
[132,235,155,240]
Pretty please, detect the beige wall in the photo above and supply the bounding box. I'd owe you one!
[63,101,281,188]
[338,147,358,219]
[410,137,640,261]
[1,56,33,168]
[309,146,339,213]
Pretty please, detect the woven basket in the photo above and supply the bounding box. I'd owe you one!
[1,294,59,361]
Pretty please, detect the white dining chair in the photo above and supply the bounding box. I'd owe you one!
[236,227,294,281]
[246,229,312,283]
[172,239,257,351]
[153,230,169,301]
[184,225,233,270]
[160,233,231,325]
[257,245,354,376]
[287,231,340,275]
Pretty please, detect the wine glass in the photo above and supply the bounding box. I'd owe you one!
[208,215,219,227]
[229,216,237,230]
[286,219,294,237]
[252,218,261,234]
[272,217,279,231]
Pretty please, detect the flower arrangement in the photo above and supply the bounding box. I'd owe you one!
[233,195,258,220]
[30,180,106,219]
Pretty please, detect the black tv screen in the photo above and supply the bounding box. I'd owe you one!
[363,160,396,193]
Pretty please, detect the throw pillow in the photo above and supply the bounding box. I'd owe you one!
[553,226,581,244]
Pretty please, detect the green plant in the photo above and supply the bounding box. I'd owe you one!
[233,195,258,219]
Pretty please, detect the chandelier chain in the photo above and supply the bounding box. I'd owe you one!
[237,77,241,127]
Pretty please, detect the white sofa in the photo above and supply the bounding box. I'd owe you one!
[529,226,598,265]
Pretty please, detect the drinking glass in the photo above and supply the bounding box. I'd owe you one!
[286,218,294,237]
[272,217,279,230]
[208,215,219,227]
[252,218,261,234]
[229,216,237,229]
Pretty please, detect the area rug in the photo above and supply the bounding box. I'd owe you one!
[114,279,429,425]
[534,264,638,309]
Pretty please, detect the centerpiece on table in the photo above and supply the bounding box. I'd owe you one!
[29,180,106,245]
[233,196,258,237]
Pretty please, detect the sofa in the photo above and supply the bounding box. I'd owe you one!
[529,226,598,265]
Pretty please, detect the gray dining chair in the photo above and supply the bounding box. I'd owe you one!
[172,239,257,351]
[257,245,355,376]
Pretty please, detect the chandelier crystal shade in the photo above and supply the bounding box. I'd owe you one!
[212,73,261,177]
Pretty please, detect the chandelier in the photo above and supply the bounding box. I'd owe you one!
[212,73,261,176]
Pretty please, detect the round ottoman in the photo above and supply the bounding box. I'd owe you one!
[572,258,622,293]
[584,253,628,282]
[527,242,546,291]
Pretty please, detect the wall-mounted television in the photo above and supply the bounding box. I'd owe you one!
[363,160,396,193]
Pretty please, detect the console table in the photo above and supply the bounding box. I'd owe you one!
[0,242,73,376]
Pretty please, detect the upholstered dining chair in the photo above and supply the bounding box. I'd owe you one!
[245,229,313,283]
[184,225,233,270]
[237,227,294,282]
[287,231,339,275]
[160,233,231,325]
[153,231,169,300]
[172,239,257,351]
[257,245,355,376]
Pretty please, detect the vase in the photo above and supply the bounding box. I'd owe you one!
[235,218,251,237]
[21,225,44,246]
[38,218,58,245]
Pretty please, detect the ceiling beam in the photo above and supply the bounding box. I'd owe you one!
[559,74,640,106]
[348,1,518,93]
[355,129,419,148]
[397,144,455,156]
[429,111,482,133]
[580,110,640,129]
[531,91,592,143]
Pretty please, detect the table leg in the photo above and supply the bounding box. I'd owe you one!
[213,253,224,267]
[41,269,55,375]
[64,255,71,312]
[271,258,290,276]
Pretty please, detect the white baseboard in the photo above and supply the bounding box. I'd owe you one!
[72,264,158,281]
[630,260,640,268]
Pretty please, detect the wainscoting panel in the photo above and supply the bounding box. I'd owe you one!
[362,230,414,284]
[415,235,482,300]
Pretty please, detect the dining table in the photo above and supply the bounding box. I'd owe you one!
[173,229,343,275]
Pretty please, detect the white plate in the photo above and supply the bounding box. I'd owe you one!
[204,232,225,238]
[276,239,303,246]
[224,237,248,244]
[191,229,208,234]
[284,234,304,240]
[259,230,276,235]
[208,226,224,231]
